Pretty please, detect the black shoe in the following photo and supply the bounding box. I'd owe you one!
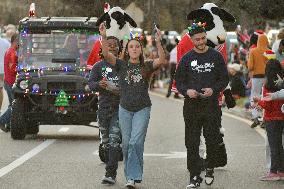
[101,175,116,184]
[174,93,180,99]
[259,121,265,128]
[205,168,214,185]
[0,124,9,133]
[166,93,171,98]
[250,118,260,128]
[187,175,203,188]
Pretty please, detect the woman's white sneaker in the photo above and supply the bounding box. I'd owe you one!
[126,179,135,188]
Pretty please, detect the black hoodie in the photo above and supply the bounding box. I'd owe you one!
[88,60,120,108]
[175,47,229,101]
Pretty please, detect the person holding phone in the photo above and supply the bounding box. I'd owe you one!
[99,22,165,188]
[175,22,229,188]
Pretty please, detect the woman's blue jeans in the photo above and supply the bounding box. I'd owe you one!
[119,105,151,181]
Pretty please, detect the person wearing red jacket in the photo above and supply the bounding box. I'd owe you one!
[87,39,102,66]
[0,34,19,132]
[254,59,284,181]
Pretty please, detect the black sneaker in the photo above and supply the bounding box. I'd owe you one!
[101,175,116,184]
[187,175,203,188]
[250,118,260,128]
[174,93,181,99]
[260,121,265,128]
[0,124,9,133]
[205,168,214,185]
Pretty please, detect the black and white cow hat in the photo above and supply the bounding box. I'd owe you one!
[96,6,137,41]
[187,3,236,47]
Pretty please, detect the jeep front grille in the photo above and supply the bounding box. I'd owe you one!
[47,82,77,93]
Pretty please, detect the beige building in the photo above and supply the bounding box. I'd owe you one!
[125,2,144,28]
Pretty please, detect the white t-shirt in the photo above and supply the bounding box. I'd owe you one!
[0,38,11,74]
[272,39,281,53]
[169,46,177,64]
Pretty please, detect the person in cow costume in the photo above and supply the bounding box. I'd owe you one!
[172,3,235,92]
[88,4,138,185]
[175,3,236,188]
[87,3,137,66]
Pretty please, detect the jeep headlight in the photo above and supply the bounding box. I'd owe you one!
[19,80,28,90]
[85,84,90,92]
[32,84,40,92]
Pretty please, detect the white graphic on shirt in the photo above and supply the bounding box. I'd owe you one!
[102,66,119,85]
[190,60,215,73]
[191,60,198,67]
[125,67,143,84]
[106,67,112,72]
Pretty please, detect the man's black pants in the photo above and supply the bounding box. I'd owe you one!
[183,98,225,177]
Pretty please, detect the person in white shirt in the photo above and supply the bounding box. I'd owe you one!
[0,34,11,114]
[166,39,180,98]
[272,28,284,53]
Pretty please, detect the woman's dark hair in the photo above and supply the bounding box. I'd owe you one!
[280,38,284,47]
[249,33,258,48]
[124,39,153,80]
[265,59,283,92]
[188,27,206,37]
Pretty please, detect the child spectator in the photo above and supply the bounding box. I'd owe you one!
[253,59,284,181]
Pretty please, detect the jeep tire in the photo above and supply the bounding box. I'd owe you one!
[26,124,39,135]
[11,98,27,140]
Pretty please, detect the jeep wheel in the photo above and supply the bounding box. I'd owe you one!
[26,124,39,135]
[11,98,27,140]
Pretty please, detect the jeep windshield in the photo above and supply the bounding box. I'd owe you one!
[18,30,99,71]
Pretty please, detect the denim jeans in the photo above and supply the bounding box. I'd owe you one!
[0,82,13,125]
[250,78,265,119]
[265,121,284,173]
[119,105,151,181]
[250,78,265,102]
[98,106,121,176]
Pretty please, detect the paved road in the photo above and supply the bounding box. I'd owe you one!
[0,91,283,189]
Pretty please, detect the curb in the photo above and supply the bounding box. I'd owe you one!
[150,88,266,139]
[150,88,252,121]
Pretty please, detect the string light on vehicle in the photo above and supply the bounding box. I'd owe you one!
[32,83,40,93]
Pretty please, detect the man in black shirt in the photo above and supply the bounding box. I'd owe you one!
[175,22,229,188]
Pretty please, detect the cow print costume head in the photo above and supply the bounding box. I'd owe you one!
[96,6,137,41]
[187,3,236,48]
